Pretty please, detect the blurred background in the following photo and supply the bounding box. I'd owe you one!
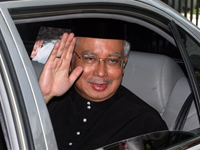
[161,0,200,27]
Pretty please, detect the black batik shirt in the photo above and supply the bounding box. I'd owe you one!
[47,85,168,150]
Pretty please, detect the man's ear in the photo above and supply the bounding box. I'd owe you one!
[122,56,128,75]
[123,56,128,68]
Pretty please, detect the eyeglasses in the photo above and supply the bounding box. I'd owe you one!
[74,51,125,69]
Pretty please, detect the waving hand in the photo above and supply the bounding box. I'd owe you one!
[39,33,83,103]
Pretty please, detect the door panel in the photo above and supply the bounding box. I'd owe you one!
[0,8,57,150]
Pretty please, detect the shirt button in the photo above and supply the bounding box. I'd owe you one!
[76,131,81,135]
[69,142,73,146]
[87,102,91,105]
[87,106,91,109]
[83,118,87,122]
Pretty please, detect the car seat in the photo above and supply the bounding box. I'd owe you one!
[122,51,199,131]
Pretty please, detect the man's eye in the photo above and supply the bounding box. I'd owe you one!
[84,56,96,63]
[108,58,119,64]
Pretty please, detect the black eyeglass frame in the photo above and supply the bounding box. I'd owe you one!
[73,51,126,68]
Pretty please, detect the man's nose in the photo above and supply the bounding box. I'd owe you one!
[93,60,108,77]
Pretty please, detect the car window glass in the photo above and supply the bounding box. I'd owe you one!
[178,28,200,88]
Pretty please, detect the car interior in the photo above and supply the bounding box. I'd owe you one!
[122,51,197,131]
[15,16,199,136]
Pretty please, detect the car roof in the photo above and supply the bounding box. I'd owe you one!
[0,0,198,33]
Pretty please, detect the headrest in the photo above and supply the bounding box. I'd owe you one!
[122,51,185,114]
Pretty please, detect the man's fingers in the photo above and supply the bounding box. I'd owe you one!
[56,33,69,57]
[63,37,76,62]
[47,42,60,62]
[59,35,76,70]
[46,32,75,68]
[57,33,75,58]
[69,66,83,85]
[62,33,76,59]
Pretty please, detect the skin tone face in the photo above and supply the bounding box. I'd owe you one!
[71,37,128,102]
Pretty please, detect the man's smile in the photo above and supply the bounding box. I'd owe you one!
[90,82,108,91]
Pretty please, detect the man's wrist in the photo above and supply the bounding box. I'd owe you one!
[44,94,53,104]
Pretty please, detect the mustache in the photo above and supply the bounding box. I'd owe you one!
[87,78,112,84]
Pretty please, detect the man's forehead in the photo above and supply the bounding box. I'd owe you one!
[76,37,125,43]
[82,50,122,56]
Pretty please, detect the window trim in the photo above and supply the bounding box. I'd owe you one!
[0,28,35,150]
[168,20,200,124]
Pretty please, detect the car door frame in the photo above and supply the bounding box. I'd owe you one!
[0,3,58,150]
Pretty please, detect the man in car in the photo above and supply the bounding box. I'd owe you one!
[39,24,168,150]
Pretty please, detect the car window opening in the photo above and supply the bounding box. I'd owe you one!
[15,17,199,148]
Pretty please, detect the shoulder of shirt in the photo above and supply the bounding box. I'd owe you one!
[117,85,160,115]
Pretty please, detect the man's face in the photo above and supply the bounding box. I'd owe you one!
[71,37,127,102]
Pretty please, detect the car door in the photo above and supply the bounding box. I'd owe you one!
[0,2,57,150]
[169,20,200,125]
